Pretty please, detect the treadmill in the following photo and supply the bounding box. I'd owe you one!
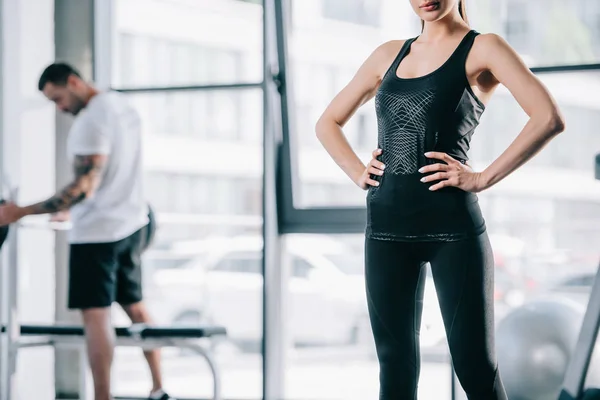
[558,154,600,400]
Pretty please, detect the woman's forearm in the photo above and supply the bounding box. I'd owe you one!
[480,113,565,190]
[316,119,367,186]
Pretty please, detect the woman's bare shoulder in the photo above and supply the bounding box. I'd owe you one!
[373,40,407,60]
[471,33,511,59]
[367,40,408,77]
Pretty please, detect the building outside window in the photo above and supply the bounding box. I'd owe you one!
[321,0,382,27]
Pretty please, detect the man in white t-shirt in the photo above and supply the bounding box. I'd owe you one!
[0,63,173,400]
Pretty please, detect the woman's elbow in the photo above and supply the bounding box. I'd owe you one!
[315,115,335,140]
[315,117,325,138]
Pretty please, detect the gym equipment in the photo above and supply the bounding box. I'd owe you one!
[557,154,600,400]
[1,323,226,399]
[559,154,600,400]
[496,298,593,400]
[557,260,600,400]
[493,268,600,400]
[0,199,227,400]
[479,153,600,400]
[493,153,600,400]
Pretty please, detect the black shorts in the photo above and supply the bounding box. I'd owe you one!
[68,224,149,310]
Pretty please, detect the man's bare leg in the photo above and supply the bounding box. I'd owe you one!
[122,301,163,393]
[82,307,114,400]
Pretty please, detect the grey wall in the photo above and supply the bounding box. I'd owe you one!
[1,0,57,398]
[54,1,95,397]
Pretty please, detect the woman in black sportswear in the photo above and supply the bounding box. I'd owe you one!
[315,0,565,399]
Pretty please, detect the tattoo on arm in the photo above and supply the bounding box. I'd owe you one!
[32,155,107,215]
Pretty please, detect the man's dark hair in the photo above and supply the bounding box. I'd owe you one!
[38,63,82,91]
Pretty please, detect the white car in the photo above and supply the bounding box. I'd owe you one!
[149,235,369,347]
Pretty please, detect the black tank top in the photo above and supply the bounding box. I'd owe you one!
[366,30,486,242]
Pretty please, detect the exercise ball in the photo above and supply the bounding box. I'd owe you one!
[496,297,585,400]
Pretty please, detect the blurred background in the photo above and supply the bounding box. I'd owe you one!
[3,0,600,399]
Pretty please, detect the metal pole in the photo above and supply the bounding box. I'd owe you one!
[559,262,600,399]
[0,0,20,396]
[0,219,8,400]
[0,217,7,399]
[4,186,19,400]
[451,361,456,400]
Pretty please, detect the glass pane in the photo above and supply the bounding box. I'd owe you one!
[322,0,383,27]
[283,233,452,400]
[470,0,600,67]
[469,71,600,262]
[123,89,261,142]
[111,88,264,399]
[112,0,263,88]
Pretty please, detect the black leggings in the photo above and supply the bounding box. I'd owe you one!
[365,232,508,399]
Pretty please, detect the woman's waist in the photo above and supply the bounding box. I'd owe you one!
[366,173,486,236]
[367,172,479,211]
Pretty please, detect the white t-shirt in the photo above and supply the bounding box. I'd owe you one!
[67,91,148,244]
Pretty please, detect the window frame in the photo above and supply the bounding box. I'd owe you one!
[95,1,277,399]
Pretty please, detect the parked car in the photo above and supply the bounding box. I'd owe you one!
[111,252,210,330]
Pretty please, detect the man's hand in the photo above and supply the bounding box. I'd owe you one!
[0,202,27,226]
[26,154,107,216]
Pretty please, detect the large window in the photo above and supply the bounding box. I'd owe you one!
[125,89,262,140]
[470,73,600,174]
[144,172,261,216]
[279,1,600,399]
[470,0,600,67]
[468,71,600,255]
[109,1,264,399]
[117,33,243,88]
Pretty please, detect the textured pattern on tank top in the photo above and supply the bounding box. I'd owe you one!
[375,86,436,175]
[366,30,487,242]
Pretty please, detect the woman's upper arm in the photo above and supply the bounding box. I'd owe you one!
[478,33,563,121]
[317,40,403,128]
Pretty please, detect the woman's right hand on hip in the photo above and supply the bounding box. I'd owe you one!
[357,148,386,190]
